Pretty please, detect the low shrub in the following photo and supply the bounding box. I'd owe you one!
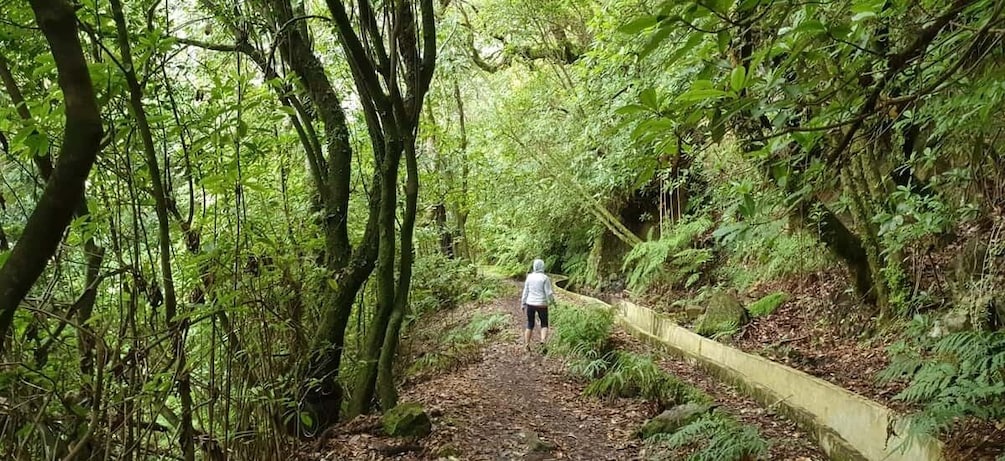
[646,412,769,461]
[407,312,509,377]
[583,351,706,408]
[410,254,500,314]
[879,316,1005,449]
[548,301,615,358]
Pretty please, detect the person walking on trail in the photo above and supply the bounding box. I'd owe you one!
[522,259,555,351]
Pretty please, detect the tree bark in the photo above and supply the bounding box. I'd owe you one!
[0,0,103,348]
[349,135,403,416]
[453,80,473,260]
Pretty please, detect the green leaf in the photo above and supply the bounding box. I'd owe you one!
[237,119,248,138]
[708,0,735,14]
[299,411,314,428]
[619,15,659,34]
[666,32,704,62]
[851,11,877,22]
[828,22,853,39]
[677,87,727,103]
[640,25,674,59]
[616,104,648,115]
[633,161,657,189]
[792,19,827,36]
[729,66,746,92]
[710,108,726,142]
[717,30,731,54]
[639,88,658,110]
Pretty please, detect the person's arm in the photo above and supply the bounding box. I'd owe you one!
[521,278,529,309]
[544,277,555,306]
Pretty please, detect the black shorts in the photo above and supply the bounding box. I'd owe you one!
[525,305,549,329]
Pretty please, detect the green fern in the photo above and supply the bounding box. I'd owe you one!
[623,216,713,292]
[880,322,1005,449]
[407,312,509,377]
[647,412,769,461]
[583,351,706,407]
[568,349,616,380]
[548,302,615,358]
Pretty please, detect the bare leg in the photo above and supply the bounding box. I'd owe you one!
[525,328,533,347]
[540,327,548,343]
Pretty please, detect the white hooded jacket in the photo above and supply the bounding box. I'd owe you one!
[521,259,555,307]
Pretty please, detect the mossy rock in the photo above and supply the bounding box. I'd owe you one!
[683,304,705,320]
[695,291,748,337]
[381,402,431,438]
[639,403,711,439]
[747,292,787,317]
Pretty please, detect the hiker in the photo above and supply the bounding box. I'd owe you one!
[521,258,555,350]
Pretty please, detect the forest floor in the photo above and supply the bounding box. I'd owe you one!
[308,283,825,460]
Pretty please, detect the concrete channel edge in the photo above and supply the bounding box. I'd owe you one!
[552,285,943,461]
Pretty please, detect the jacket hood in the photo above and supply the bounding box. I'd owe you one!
[532,259,545,273]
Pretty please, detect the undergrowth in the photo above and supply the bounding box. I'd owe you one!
[622,216,714,293]
[547,300,769,460]
[879,316,1005,450]
[548,301,615,357]
[646,412,769,461]
[410,254,501,315]
[407,312,510,378]
[583,351,707,408]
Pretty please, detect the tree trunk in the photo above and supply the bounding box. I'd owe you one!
[453,79,473,260]
[349,137,403,417]
[0,0,103,348]
[377,138,420,411]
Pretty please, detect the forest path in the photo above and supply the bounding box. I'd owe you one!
[309,284,647,460]
[395,287,646,460]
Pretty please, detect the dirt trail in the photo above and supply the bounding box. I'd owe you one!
[397,293,646,460]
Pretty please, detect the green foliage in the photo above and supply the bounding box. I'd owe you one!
[747,292,787,317]
[879,317,1005,447]
[548,301,615,358]
[410,254,499,314]
[646,413,770,461]
[622,216,713,293]
[583,351,706,407]
[408,312,510,377]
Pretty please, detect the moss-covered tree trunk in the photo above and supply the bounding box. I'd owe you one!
[377,139,420,410]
